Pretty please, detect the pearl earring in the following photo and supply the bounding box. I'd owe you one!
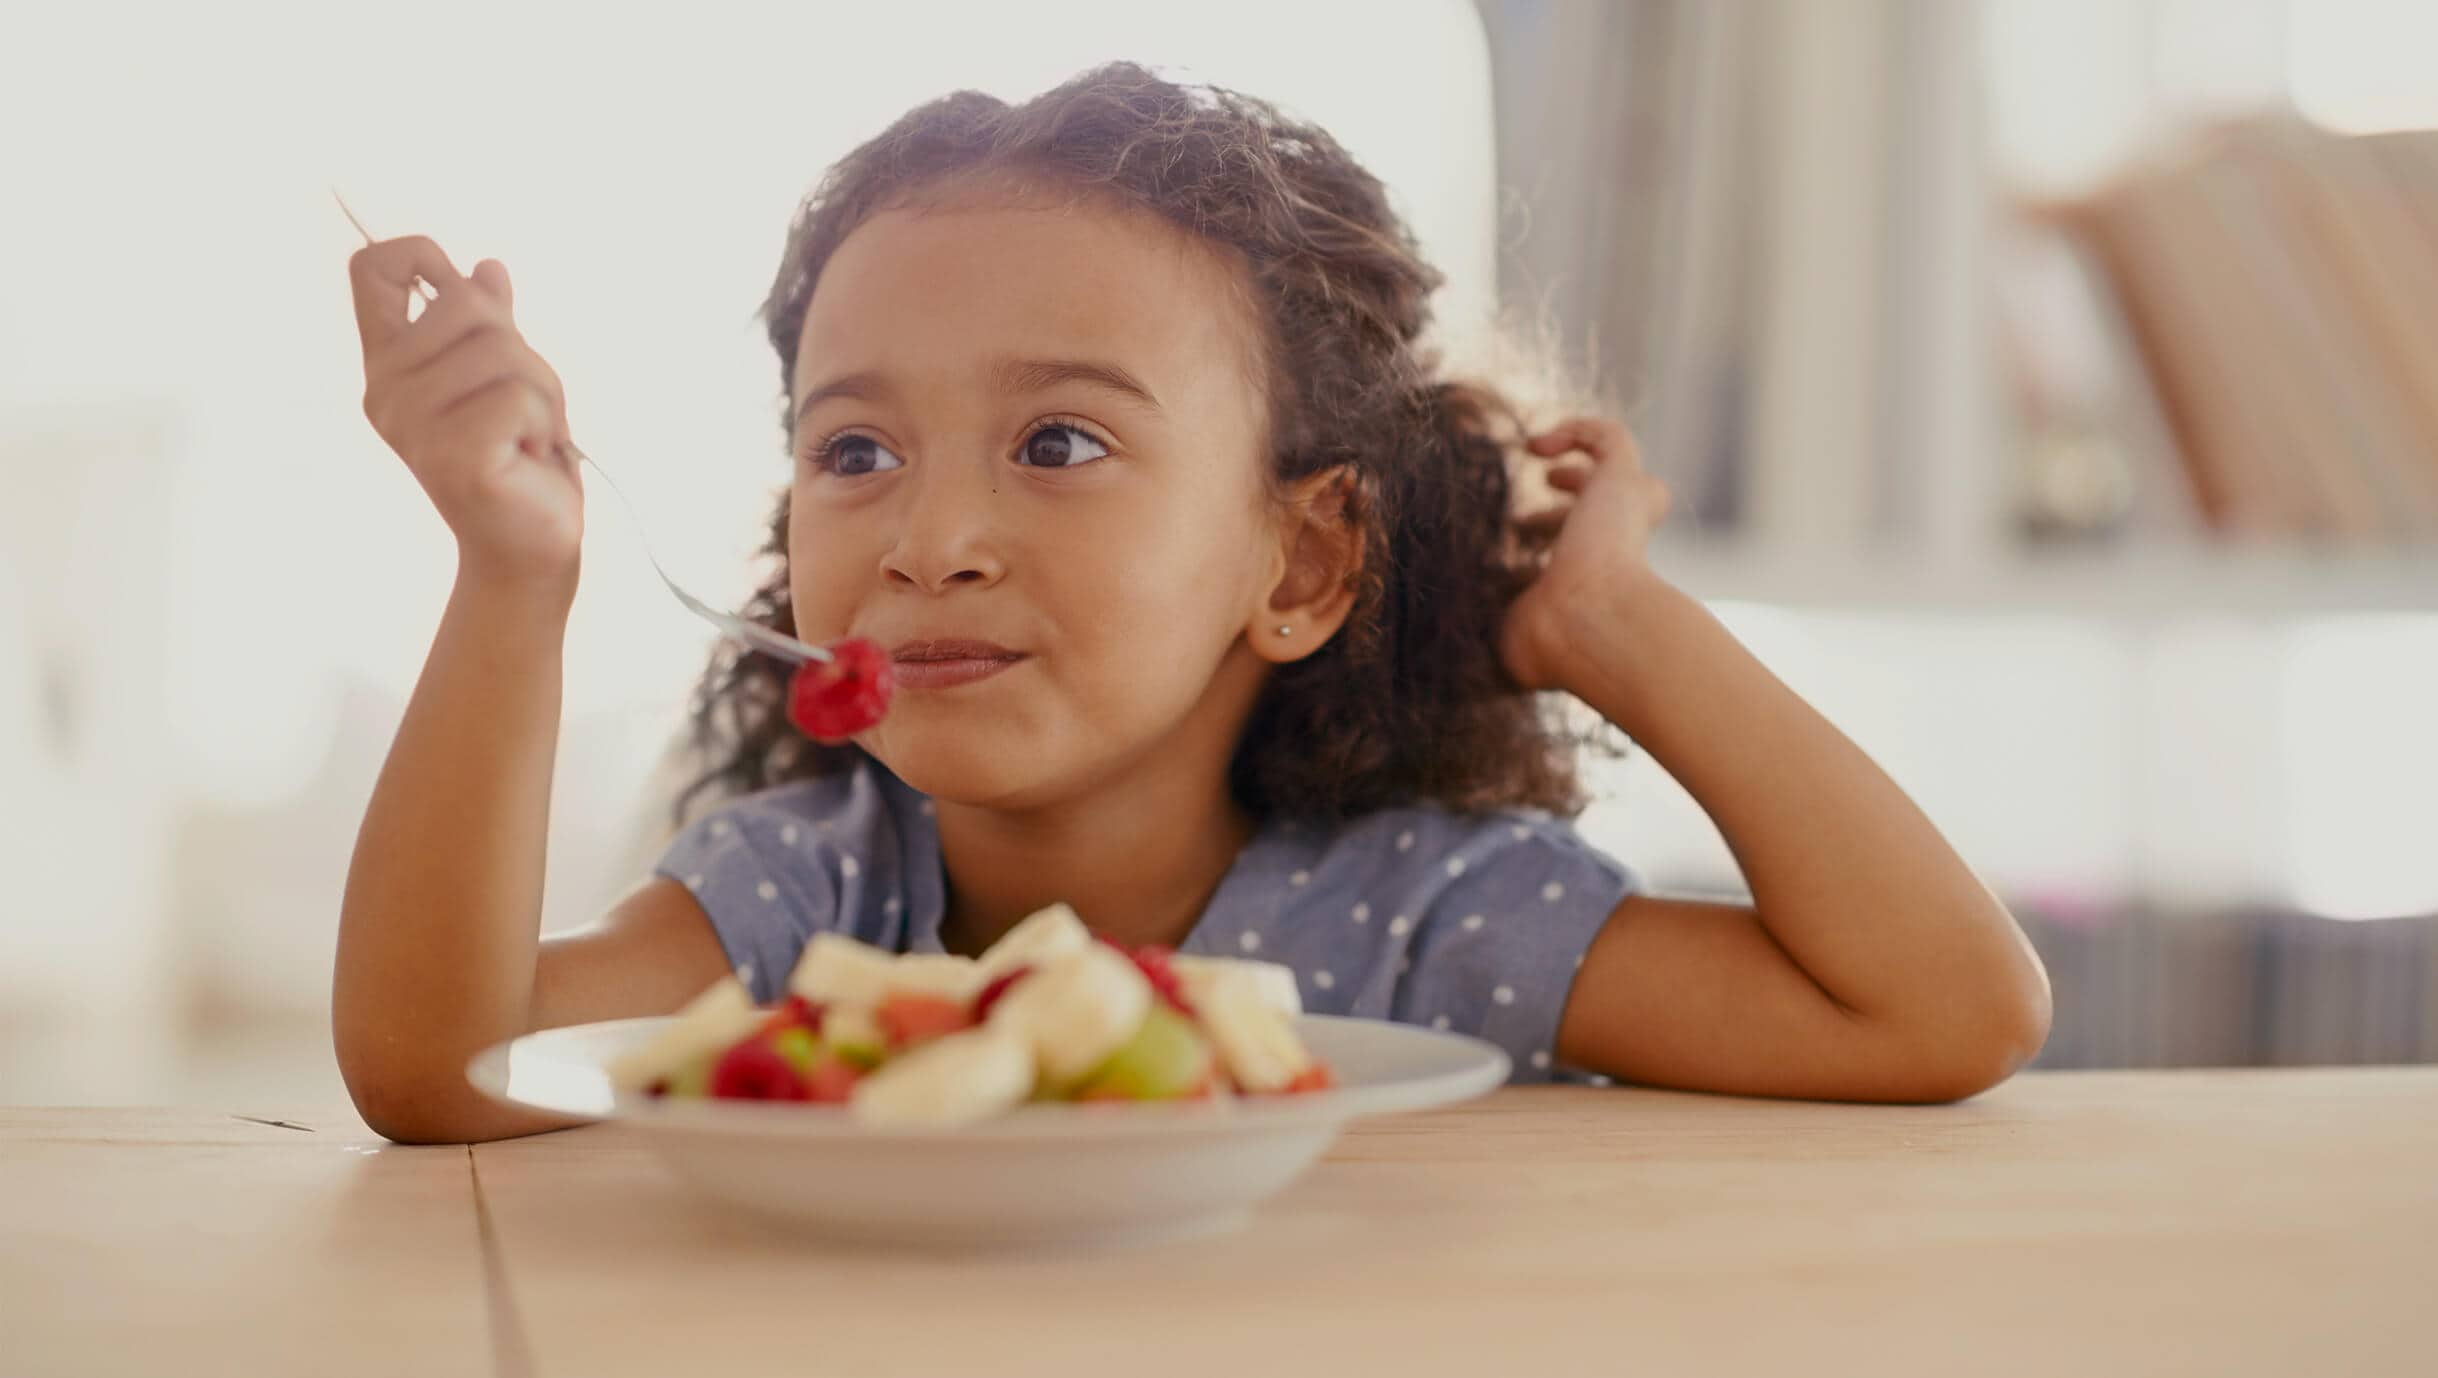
[1276,625,1293,636]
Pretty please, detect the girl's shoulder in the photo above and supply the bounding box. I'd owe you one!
[1278,801,1635,900]
[652,754,936,1000]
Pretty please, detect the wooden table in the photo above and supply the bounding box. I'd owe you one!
[5,1069,2430,1377]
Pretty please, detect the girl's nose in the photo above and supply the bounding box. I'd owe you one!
[879,461,1007,593]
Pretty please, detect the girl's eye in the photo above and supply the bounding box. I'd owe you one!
[1018,424,1110,469]
[813,433,904,477]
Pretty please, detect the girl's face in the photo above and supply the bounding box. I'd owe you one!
[785,194,1290,809]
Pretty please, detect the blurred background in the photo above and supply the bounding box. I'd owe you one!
[3,0,2432,1110]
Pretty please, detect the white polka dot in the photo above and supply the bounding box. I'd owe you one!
[883,896,901,915]
[1387,915,1413,937]
[780,824,799,846]
[1589,1074,1615,1089]
[709,819,733,838]
[841,856,860,878]
[1573,952,1586,970]
[1396,830,1414,852]
[756,881,779,902]
[1445,857,1467,878]
[683,873,705,890]
[1350,902,1371,924]
[1239,931,1262,953]
[1492,985,1516,1005]
[1460,914,1485,933]
[1541,881,1565,903]
[1431,1014,1451,1031]
[1313,970,1335,991]
[1531,1050,1552,1070]
[1510,823,1531,841]
[1289,869,1311,887]
[919,800,936,817]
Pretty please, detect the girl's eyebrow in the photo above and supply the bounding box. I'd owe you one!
[791,358,1161,432]
[994,358,1162,411]
[794,371,892,430]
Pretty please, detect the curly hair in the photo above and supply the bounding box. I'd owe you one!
[674,62,1620,828]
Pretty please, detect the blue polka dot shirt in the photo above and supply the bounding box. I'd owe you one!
[653,754,1643,1084]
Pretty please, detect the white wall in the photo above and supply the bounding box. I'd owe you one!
[0,0,1496,1028]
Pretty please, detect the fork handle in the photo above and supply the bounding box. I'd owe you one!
[560,440,832,666]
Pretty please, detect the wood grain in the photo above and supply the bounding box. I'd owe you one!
[0,1108,493,1378]
[466,1069,2436,1377]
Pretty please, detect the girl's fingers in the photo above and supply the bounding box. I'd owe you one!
[1545,463,1595,493]
[348,236,466,353]
[433,375,560,458]
[469,259,513,312]
[1526,416,1638,467]
[377,329,566,445]
[378,281,515,377]
[1512,504,1572,540]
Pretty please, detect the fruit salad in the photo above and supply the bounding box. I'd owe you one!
[605,904,1335,1127]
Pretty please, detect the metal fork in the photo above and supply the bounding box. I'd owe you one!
[334,190,829,667]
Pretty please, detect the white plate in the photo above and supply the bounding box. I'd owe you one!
[467,1014,1508,1249]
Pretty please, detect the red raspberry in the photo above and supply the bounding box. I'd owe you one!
[708,1037,812,1101]
[971,964,1034,1021]
[786,637,895,742]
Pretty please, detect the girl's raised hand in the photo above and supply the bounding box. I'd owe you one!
[349,236,583,589]
[1498,416,1674,693]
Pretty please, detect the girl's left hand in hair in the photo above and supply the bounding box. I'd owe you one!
[1498,416,1674,692]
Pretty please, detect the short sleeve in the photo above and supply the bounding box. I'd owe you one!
[1389,816,1643,1083]
[651,785,850,1003]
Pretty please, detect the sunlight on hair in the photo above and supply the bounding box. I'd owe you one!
[2279,615,2438,920]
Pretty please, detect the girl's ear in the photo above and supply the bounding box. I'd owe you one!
[1252,466,1364,662]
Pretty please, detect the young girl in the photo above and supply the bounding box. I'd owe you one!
[335,65,2050,1144]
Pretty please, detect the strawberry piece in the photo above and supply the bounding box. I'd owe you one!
[786,637,895,742]
[1088,934,1194,1014]
[708,1037,812,1101]
[752,993,825,1040]
[802,1057,862,1104]
[875,992,976,1049]
[1129,944,1195,1017]
[1281,1063,1336,1095]
[971,965,1034,1021]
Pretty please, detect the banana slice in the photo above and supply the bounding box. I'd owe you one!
[886,953,988,1003]
[1195,985,1315,1093]
[606,975,764,1091]
[976,902,1093,981]
[986,943,1152,1084]
[849,1024,1035,1128]
[789,933,982,1006]
[1172,954,1303,1017]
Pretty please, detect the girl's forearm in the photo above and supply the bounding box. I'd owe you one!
[333,560,580,1143]
[1555,575,2051,1055]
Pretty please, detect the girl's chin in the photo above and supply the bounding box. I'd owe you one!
[861,736,1051,805]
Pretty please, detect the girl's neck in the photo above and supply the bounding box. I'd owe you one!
[932,774,1259,959]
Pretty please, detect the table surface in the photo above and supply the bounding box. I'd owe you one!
[5,1068,2431,1378]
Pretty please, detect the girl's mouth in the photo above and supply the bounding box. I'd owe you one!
[891,649,1027,690]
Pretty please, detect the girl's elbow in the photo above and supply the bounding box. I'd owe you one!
[1906,973,2054,1104]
